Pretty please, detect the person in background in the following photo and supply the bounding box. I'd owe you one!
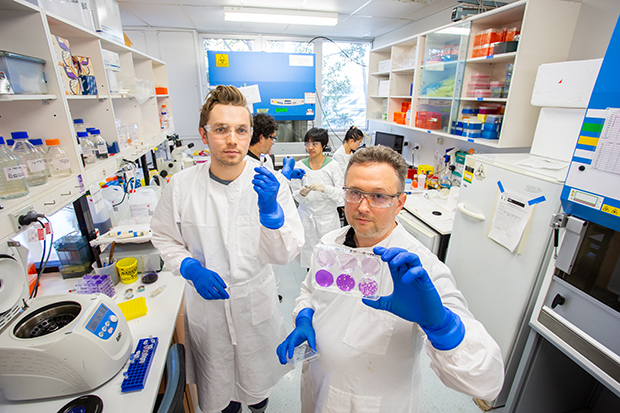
[332,126,364,175]
[291,127,344,269]
[332,126,364,226]
[151,85,304,413]
[278,145,504,412]
[246,113,278,170]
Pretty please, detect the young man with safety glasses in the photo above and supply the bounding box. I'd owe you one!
[151,85,304,413]
[278,145,504,412]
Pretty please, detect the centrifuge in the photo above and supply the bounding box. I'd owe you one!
[0,240,133,401]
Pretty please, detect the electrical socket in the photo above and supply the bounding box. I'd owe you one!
[413,143,421,151]
[10,205,35,232]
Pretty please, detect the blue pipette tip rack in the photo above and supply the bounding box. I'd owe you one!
[121,336,159,393]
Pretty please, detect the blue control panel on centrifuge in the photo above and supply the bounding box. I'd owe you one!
[85,304,119,340]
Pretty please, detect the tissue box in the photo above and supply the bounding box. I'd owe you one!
[58,65,81,95]
[51,35,72,67]
[102,49,120,71]
[72,55,94,75]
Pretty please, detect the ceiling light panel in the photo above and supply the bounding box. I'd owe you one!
[224,7,339,26]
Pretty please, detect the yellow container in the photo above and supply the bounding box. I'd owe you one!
[418,164,434,176]
[117,257,138,284]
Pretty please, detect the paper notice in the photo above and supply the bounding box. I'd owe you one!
[488,190,533,252]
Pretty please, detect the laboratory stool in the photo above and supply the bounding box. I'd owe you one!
[154,343,186,413]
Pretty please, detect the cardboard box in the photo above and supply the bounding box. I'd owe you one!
[102,49,120,71]
[378,59,391,72]
[51,35,72,67]
[106,69,119,93]
[80,75,98,95]
[59,65,81,95]
[378,80,389,97]
[72,55,94,75]
[91,0,123,44]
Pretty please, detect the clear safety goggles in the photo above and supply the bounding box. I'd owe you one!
[305,141,322,148]
[343,187,401,208]
[204,124,252,140]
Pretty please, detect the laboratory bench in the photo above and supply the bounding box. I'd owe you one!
[0,270,186,413]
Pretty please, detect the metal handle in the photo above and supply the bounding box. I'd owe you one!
[44,200,56,206]
[457,202,485,221]
[61,191,71,196]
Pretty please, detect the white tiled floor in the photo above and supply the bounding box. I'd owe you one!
[259,260,484,413]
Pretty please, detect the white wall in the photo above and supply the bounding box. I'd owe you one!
[124,28,204,146]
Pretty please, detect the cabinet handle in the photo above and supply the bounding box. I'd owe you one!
[61,191,71,196]
[44,200,56,206]
[457,202,485,221]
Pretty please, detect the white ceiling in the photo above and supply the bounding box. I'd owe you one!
[117,0,460,40]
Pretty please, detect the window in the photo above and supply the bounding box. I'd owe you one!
[203,37,256,88]
[266,40,313,54]
[320,40,370,130]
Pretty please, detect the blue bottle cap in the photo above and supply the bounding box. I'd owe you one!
[86,127,96,132]
[91,129,101,134]
[28,138,43,146]
[77,131,89,137]
[10,131,29,139]
[7,139,14,146]
[0,137,4,144]
[73,118,84,124]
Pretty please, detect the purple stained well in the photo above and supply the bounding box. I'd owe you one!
[336,274,355,292]
[315,269,334,287]
[358,278,378,297]
[316,248,336,268]
[337,253,358,272]
[361,256,382,276]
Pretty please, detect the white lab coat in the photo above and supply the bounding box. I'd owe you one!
[151,161,304,413]
[291,158,344,267]
[244,152,275,170]
[332,145,350,176]
[293,224,504,413]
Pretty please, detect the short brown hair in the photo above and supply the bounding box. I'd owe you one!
[199,85,251,128]
[251,113,278,146]
[346,146,408,193]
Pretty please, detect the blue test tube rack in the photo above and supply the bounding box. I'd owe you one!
[121,336,159,392]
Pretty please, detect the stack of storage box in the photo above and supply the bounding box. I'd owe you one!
[415,111,442,130]
[471,26,520,58]
[393,101,411,125]
[466,73,491,98]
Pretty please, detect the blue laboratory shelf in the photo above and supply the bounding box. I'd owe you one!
[121,336,159,393]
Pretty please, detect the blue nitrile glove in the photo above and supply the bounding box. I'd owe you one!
[362,246,465,351]
[276,308,316,364]
[290,168,306,180]
[180,257,229,300]
[253,166,285,229]
[280,156,295,180]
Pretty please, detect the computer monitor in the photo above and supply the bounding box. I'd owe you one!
[374,131,404,154]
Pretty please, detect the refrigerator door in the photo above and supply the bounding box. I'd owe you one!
[446,155,563,362]
[397,210,440,255]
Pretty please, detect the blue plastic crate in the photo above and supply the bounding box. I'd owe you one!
[121,337,159,393]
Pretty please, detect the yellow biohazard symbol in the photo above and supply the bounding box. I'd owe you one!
[216,54,229,67]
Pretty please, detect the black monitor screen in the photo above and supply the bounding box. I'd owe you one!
[374,131,404,154]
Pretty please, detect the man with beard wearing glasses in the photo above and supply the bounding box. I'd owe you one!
[278,145,504,412]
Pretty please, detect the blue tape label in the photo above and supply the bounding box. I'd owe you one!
[497,181,505,193]
[528,196,546,206]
